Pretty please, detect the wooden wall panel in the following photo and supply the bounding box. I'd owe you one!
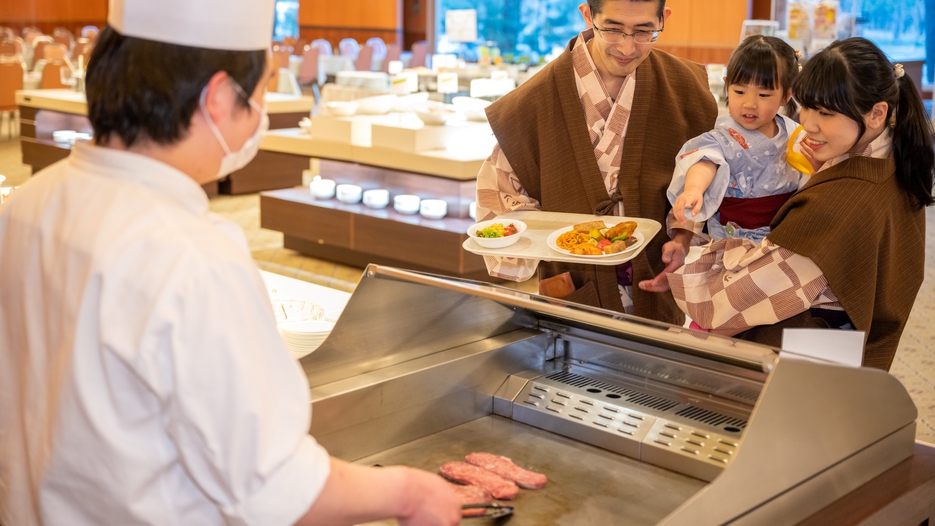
[300,0,402,49]
[658,0,750,64]
[402,0,427,50]
[0,0,107,36]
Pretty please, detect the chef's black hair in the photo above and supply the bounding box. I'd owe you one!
[587,0,666,19]
[725,35,799,117]
[794,37,935,208]
[86,25,267,147]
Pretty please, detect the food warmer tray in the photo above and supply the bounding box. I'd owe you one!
[461,210,661,266]
[300,265,918,525]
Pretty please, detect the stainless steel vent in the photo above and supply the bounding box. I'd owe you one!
[546,371,681,412]
[675,406,748,429]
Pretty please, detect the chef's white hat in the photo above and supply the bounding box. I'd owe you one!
[107,0,276,51]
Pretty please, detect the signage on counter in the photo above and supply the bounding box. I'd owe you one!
[490,70,508,81]
[437,72,459,94]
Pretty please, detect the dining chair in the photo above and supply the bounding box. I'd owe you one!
[0,27,14,41]
[292,39,308,56]
[365,38,387,61]
[310,39,332,56]
[52,28,74,50]
[73,39,94,65]
[81,26,99,40]
[338,38,360,60]
[40,61,69,89]
[44,43,68,62]
[0,57,24,138]
[32,37,54,70]
[354,44,374,72]
[410,40,429,68]
[297,46,320,85]
[382,43,401,73]
[0,42,15,55]
[24,29,43,46]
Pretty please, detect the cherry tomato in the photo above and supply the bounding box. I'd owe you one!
[504,225,518,236]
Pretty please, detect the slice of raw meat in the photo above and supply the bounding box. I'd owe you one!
[449,483,492,517]
[440,461,519,500]
[465,452,547,489]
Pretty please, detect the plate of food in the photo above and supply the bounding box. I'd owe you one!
[546,219,643,257]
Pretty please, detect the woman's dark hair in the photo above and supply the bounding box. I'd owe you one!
[725,35,800,117]
[86,25,267,147]
[794,37,935,208]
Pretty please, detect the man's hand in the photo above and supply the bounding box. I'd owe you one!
[638,229,692,293]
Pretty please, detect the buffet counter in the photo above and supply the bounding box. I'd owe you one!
[259,121,494,280]
[305,265,935,526]
[15,89,315,195]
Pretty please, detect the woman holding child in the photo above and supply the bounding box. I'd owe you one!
[642,37,935,371]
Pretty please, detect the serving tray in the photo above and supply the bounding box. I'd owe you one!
[462,210,661,266]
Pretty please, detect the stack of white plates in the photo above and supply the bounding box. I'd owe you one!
[280,320,335,359]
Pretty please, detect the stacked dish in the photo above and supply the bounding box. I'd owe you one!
[280,320,335,359]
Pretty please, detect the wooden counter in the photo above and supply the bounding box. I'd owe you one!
[16,90,315,196]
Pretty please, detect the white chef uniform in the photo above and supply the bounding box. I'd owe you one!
[0,0,331,523]
[0,144,330,526]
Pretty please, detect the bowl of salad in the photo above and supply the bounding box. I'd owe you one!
[467,219,527,249]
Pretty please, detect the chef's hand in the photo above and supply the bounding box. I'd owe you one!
[638,229,692,293]
[398,468,462,526]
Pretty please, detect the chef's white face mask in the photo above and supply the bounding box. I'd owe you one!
[199,78,269,179]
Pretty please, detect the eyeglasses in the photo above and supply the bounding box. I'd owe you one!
[592,22,664,45]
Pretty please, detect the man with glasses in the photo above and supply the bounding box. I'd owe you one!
[476,0,717,325]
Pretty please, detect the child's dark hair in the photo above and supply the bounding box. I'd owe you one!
[725,35,800,117]
[793,37,935,208]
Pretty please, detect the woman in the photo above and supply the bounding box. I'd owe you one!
[640,37,935,370]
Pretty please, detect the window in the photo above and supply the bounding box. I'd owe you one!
[436,0,586,64]
[273,0,299,42]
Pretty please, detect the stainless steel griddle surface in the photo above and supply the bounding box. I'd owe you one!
[356,415,706,525]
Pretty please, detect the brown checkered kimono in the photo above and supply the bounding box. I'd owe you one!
[487,40,718,325]
[739,155,925,370]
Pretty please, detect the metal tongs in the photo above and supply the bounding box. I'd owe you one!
[462,503,514,519]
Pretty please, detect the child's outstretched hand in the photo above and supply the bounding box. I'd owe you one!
[673,189,704,223]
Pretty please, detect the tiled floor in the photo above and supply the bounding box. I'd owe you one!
[2,138,933,442]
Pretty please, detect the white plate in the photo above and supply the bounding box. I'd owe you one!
[546,227,644,258]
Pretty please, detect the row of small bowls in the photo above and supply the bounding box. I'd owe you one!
[310,178,450,219]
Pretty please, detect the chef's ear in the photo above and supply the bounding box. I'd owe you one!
[202,71,236,122]
[578,3,594,27]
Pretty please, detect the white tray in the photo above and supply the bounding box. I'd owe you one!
[462,211,661,266]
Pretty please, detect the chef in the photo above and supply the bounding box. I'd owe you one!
[0,1,460,524]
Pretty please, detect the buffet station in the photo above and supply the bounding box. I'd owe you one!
[259,94,496,280]
[303,265,935,525]
[15,89,315,196]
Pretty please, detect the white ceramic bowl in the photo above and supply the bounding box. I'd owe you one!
[324,101,358,117]
[391,92,430,112]
[354,94,397,115]
[452,96,491,122]
[336,184,363,204]
[468,201,477,220]
[419,199,448,220]
[310,178,336,199]
[393,194,421,215]
[467,219,527,249]
[299,117,313,134]
[412,101,460,126]
[363,188,390,209]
